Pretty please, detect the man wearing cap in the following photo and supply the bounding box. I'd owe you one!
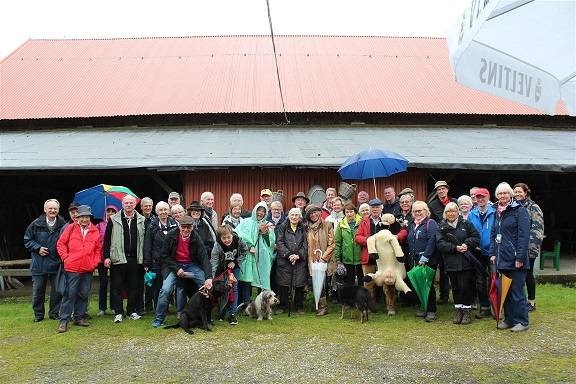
[383,186,400,215]
[467,187,496,319]
[167,192,181,209]
[103,195,146,323]
[354,198,387,302]
[292,192,310,216]
[187,201,216,255]
[60,202,80,235]
[152,215,213,328]
[260,189,273,209]
[56,206,102,332]
[24,199,67,322]
[429,180,458,304]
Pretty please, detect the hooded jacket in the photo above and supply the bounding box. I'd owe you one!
[57,222,102,273]
[467,204,496,258]
[334,216,362,265]
[488,201,530,270]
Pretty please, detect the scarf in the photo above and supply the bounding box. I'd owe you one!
[440,196,451,206]
[308,219,328,254]
[414,216,425,227]
[497,201,509,217]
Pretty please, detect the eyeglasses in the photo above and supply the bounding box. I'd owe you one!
[400,201,411,204]
[412,209,424,213]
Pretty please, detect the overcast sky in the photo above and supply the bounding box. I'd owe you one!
[0,0,469,60]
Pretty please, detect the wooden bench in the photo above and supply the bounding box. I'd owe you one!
[0,259,31,292]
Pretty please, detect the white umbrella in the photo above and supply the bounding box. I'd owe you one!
[447,0,575,116]
[311,250,327,310]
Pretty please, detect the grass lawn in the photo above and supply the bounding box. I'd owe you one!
[0,283,574,383]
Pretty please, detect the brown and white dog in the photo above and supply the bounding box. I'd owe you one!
[241,290,280,320]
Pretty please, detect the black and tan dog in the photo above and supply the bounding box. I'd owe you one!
[334,269,376,323]
[165,281,226,334]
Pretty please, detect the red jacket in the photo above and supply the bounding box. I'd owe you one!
[57,223,102,273]
[354,216,407,264]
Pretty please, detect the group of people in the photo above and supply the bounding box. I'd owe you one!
[24,181,543,333]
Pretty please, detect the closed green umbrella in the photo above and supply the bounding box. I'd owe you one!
[407,265,436,312]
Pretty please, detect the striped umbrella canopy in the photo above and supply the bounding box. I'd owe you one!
[73,184,139,219]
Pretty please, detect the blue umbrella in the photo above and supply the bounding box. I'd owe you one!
[73,184,139,220]
[338,149,408,197]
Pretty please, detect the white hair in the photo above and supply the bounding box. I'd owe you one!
[443,202,460,219]
[358,203,370,212]
[411,201,430,217]
[122,195,136,203]
[288,207,302,217]
[155,201,169,213]
[495,182,514,197]
[457,195,473,207]
[141,197,153,205]
[270,200,283,209]
[229,193,243,204]
[170,204,185,214]
[201,191,214,201]
[44,198,60,208]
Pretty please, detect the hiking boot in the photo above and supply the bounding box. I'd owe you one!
[57,322,68,333]
[229,316,238,325]
[497,320,511,330]
[510,323,530,332]
[460,309,472,325]
[415,309,426,317]
[424,312,437,322]
[73,318,90,327]
[475,307,492,319]
[527,303,536,312]
[114,314,123,323]
[453,309,463,324]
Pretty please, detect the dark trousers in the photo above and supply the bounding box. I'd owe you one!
[502,269,529,326]
[278,285,304,311]
[32,273,62,320]
[59,272,92,322]
[97,263,109,311]
[525,258,536,301]
[344,264,364,285]
[475,256,491,308]
[110,259,144,316]
[437,257,450,299]
[448,270,475,306]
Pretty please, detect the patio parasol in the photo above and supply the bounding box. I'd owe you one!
[74,184,139,219]
[338,148,408,198]
[406,264,436,312]
[448,0,575,116]
[311,249,327,310]
[488,264,513,325]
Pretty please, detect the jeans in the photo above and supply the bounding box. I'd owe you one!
[59,272,92,322]
[32,273,62,320]
[219,267,240,318]
[502,269,529,326]
[154,264,205,323]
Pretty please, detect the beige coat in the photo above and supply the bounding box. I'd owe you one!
[307,221,336,276]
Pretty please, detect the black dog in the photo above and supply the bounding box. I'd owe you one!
[334,270,376,323]
[164,282,226,334]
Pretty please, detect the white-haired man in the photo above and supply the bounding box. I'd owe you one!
[103,195,146,323]
[201,191,219,228]
[24,199,67,322]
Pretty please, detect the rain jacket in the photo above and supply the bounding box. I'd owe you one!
[275,220,308,288]
[520,198,545,259]
[406,217,438,270]
[489,201,530,270]
[334,216,362,265]
[467,204,496,258]
[234,202,276,289]
[436,217,480,272]
[57,222,102,273]
[24,214,67,275]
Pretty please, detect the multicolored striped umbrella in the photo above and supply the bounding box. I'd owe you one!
[73,184,139,219]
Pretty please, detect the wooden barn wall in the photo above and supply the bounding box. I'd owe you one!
[184,168,427,216]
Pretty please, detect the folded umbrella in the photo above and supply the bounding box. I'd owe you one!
[488,264,513,326]
[407,265,436,312]
[311,250,327,310]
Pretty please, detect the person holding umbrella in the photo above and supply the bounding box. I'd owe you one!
[436,202,480,325]
[275,208,308,314]
[56,205,102,332]
[489,182,530,332]
[305,204,335,316]
[406,201,439,322]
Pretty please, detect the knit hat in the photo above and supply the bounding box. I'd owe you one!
[304,204,322,218]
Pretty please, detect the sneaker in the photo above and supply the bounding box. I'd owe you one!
[527,303,536,312]
[497,320,511,330]
[424,312,437,322]
[97,310,106,317]
[128,312,141,320]
[229,316,238,325]
[114,314,123,323]
[415,309,426,317]
[151,320,163,328]
[510,323,530,332]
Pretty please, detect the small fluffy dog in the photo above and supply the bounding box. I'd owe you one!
[240,290,280,320]
[334,268,376,323]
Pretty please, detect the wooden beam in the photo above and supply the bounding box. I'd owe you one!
[0,259,31,267]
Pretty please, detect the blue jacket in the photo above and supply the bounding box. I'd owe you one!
[467,205,496,258]
[407,217,438,269]
[488,201,530,270]
[24,214,67,275]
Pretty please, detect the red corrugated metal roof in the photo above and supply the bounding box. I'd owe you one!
[0,35,555,119]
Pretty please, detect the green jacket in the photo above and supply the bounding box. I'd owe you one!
[108,211,146,264]
[334,216,362,265]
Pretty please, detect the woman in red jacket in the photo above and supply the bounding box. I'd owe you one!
[56,205,102,333]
